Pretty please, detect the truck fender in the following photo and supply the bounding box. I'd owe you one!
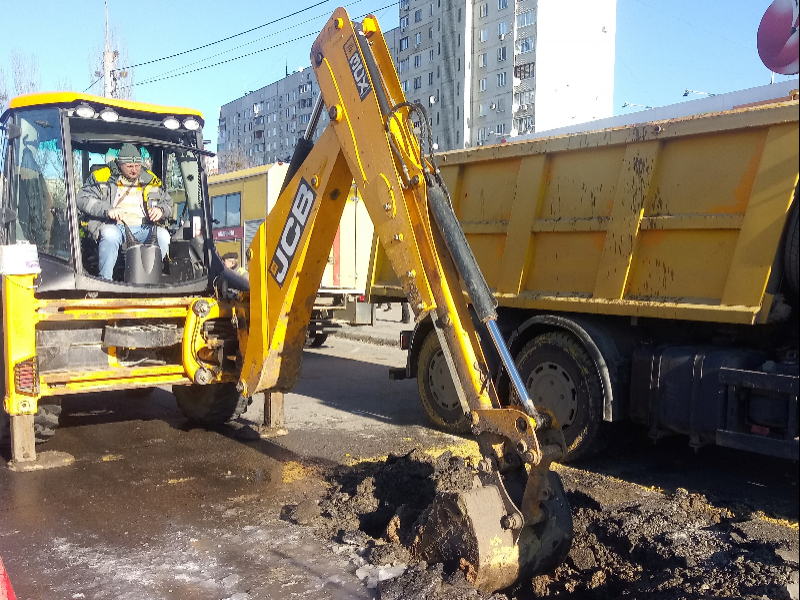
[505,314,634,422]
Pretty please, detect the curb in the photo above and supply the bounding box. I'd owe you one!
[330,329,400,348]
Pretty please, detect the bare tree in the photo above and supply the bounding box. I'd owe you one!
[10,51,40,96]
[87,26,135,99]
[218,147,255,174]
[53,76,74,92]
[0,65,9,113]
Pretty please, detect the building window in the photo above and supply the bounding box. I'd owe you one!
[458,7,461,21]
[299,83,312,94]
[415,8,422,22]
[415,32,422,45]
[401,80,409,92]
[515,89,535,105]
[457,58,461,71]
[413,76,422,89]
[479,2,488,17]
[479,29,488,42]
[477,127,486,141]
[400,15,409,28]
[400,37,409,51]
[517,10,535,27]
[497,98,506,112]
[428,72,434,84]
[479,78,487,91]
[515,115,534,132]
[400,0,409,8]
[456,106,460,120]
[517,36,534,53]
[479,103,486,116]
[414,54,422,68]
[497,72,506,86]
[429,26,433,38]
[400,58,409,72]
[212,193,241,228]
[498,0,507,8]
[478,53,487,67]
[514,62,535,79]
[429,49,434,61]
[496,123,506,134]
[498,22,508,36]
[430,3,434,15]
[497,46,507,61]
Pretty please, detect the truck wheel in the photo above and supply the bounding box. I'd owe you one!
[514,332,606,462]
[417,332,471,434]
[0,403,61,447]
[173,383,248,425]
[785,198,798,296]
[306,332,329,348]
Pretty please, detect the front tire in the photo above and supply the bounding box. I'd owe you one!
[417,332,471,434]
[514,332,607,462]
[173,383,248,425]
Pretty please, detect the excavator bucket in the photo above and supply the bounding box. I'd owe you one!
[416,469,572,592]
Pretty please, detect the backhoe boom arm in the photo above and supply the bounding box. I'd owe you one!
[235,9,572,591]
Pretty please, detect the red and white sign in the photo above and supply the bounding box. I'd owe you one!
[758,0,799,75]
[212,226,244,241]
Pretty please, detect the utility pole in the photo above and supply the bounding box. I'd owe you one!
[102,0,115,98]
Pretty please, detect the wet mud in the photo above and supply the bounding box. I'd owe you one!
[286,451,799,600]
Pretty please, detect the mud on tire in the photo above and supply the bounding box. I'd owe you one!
[173,383,248,425]
[417,331,471,434]
[514,332,607,462]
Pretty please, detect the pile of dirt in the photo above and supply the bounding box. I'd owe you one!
[527,469,800,599]
[284,452,799,600]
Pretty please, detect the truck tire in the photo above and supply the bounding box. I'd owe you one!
[785,199,799,296]
[0,403,61,447]
[514,332,607,462]
[417,331,471,434]
[306,332,329,348]
[173,383,248,425]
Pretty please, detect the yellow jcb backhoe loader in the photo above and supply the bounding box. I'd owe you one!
[0,9,572,591]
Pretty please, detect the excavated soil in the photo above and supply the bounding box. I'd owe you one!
[284,450,799,599]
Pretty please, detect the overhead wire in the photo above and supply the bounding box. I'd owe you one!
[132,1,399,87]
[148,0,374,81]
[116,0,333,72]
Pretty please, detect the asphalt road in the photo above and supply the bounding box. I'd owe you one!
[0,332,797,599]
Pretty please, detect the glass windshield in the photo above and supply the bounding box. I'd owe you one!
[9,108,70,260]
[68,114,209,284]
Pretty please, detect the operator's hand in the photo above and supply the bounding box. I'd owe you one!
[107,209,123,221]
[148,207,164,222]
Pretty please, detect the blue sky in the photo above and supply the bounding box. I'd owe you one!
[1,0,796,151]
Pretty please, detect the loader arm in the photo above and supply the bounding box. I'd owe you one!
[235,9,572,591]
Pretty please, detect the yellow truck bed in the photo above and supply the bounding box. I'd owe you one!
[369,100,799,325]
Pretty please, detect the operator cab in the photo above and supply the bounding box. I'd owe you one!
[0,92,216,295]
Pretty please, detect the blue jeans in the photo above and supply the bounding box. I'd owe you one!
[97,223,170,280]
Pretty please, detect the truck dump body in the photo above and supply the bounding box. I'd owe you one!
[370,101,799,325]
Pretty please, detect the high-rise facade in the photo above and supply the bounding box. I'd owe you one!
[394,0,616,150]
[217,1,616,158]
[216,68,326,166]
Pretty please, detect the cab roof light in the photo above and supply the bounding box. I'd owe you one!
[162,116,181,130]
[98,108,119,122]
[183,117,201,131]
[75,103,96,118]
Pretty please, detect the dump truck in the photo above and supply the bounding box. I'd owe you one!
[208,165,374,346]
[0,9,574,592]
[372,99,800,462]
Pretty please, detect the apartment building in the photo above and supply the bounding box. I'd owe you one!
[217,0,615,159]
[395,0,616,149]
[217,68,326,166]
